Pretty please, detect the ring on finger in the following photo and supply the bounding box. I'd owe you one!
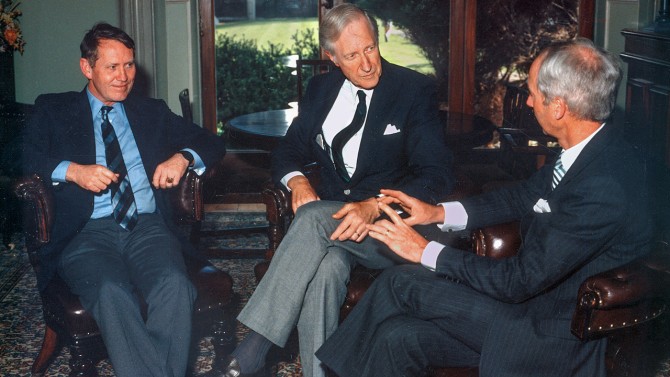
[166,177,174,184]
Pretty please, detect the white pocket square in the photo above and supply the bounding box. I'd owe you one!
[383,124,401,135]
[533,198,551,213]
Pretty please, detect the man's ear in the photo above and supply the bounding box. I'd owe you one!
[324,51,339,67]
[80,58,93,80]
[552,97,567,120]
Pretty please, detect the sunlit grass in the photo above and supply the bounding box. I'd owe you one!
[216,18,434,75]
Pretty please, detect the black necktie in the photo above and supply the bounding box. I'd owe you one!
[101,106,138,231]
[332,90,367,182]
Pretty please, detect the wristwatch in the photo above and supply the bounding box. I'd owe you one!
[179,150,194,167]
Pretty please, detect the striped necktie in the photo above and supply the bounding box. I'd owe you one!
[552,151,566,190]
[101,106,138,230]
[332,90,367,182]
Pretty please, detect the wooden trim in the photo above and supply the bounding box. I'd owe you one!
[199,0,217,133]
[578,0,595,39]
[448,0,476,115]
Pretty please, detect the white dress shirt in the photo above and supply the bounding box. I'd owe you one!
[281,80,374,189]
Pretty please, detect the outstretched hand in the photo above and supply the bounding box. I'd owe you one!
[367,201,429,263]
[377,189,445,226]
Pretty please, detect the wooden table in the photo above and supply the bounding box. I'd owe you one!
[225,108,495,152]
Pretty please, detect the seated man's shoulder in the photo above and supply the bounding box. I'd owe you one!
[35,91,81,106]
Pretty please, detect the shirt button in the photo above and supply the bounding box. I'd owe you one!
[344,189,351,195]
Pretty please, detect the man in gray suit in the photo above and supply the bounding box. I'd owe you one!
[316,38,653,376]
[221,4,452,377]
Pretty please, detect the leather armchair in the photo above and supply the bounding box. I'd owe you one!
[13,171,237,376]
[261,178,670,376]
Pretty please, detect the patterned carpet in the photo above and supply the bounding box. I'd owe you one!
[0,211,302,377]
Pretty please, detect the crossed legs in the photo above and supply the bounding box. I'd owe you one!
[236,200,397,377]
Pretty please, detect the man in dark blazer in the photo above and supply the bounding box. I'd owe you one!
[223,4,452,377]
[22,23,225,377]
[316,38,653,377]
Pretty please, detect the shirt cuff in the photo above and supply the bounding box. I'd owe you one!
[281,171,305,191]
[52,161,71,183]
[182,148,206,175]
[421,241,445,271]
[436,201,468,232]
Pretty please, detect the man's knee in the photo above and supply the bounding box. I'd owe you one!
[293,200,340,224]
[312,251,353,286]
[149,270,196,305]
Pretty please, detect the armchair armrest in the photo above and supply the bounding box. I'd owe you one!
[13,170,204,250]
[471,222,521,259]
[170,169,205,223]
[13,174,53,250]
[571,241,670,340]
[262,163,321,258]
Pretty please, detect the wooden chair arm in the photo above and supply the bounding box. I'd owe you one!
[12,174,53,249]
[571,241,670,340]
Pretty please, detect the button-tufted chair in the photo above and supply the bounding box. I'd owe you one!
[13,171,237,377]
[259,178,670,376]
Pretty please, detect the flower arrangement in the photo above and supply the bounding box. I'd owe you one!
[0,0,25,54]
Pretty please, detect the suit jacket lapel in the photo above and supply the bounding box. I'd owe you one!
[70,90,96,165]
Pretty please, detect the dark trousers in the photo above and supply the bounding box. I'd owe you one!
[315,264,500,377]
[57,214,196,377]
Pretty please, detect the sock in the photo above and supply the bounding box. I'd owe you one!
[230,330,273,373]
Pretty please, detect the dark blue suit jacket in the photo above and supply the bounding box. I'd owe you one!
[271,59,453,204]
[22,89,226,291]
[437,123,652,376]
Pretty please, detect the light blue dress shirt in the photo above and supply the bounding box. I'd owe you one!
[51,89,204,219]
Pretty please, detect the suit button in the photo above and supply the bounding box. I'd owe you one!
[344,189,351,195]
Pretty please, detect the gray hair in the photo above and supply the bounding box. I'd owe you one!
[319,3,379,55]
[537,38,622,122]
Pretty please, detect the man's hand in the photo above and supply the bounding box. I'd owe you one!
[377,189,444,226]
[367,202,429,263]
[330,197,380,242]
[66,162,118,193]
[288,175,320,213]
[152,153,190,189]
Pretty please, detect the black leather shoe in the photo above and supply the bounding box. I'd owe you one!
[218,356,267,377]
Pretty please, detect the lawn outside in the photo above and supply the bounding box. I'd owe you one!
[216,18,434,75]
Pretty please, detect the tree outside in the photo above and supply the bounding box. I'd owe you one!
[354,0,579,124]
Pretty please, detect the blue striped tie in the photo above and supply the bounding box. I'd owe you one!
[552,151,566,190]
[101,106,138,230]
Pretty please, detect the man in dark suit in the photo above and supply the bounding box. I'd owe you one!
[22,23,225,377]
[223,4,452,377]
[315,38,653,377]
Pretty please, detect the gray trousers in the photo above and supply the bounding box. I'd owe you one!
[58,214,196,377]
[237,200,398,377]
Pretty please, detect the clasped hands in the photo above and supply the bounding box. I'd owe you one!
[66,152,191,192]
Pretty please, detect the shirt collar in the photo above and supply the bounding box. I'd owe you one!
[86,88,126,120]
[560,122,606,171]
[344,80,374,104]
